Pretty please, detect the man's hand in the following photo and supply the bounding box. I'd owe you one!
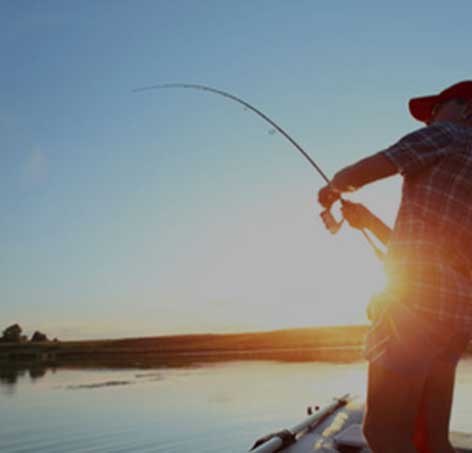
[318,184,341,209]
[318,166,358,209]
[340,200,373,230]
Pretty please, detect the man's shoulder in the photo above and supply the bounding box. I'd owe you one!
[432,121,472,140]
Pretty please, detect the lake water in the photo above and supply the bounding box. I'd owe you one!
[1,357,472,452]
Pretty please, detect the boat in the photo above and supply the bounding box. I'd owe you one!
[249,394,472,452]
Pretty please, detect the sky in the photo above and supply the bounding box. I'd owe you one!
[2,1,472,340]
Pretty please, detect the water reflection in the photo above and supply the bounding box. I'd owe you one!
[0,363,51,391]
[0,357,471,452]
[0,346,363,396]
[0,366,25,385]
[0,346,364,391]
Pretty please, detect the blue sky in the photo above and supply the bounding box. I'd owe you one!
[2,1,472,339]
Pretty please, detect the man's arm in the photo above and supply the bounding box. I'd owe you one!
[318,152,398,208]
[341,201,392,246]
[317,152,396,247]
[331,152,398,192]
[320,122,456,207]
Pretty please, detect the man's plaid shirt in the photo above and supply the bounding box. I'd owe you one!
[382,121,472,331]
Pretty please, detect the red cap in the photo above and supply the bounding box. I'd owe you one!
[408,80,472,123]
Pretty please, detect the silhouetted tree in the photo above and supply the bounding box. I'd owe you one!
[31,331,48,343]
[1,324,23,343]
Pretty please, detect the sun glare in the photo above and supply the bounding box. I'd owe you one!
[313,227,388,327]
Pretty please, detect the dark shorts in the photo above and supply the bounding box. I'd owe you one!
[364,300,470,376]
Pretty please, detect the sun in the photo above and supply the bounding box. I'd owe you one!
[319,229,388,326]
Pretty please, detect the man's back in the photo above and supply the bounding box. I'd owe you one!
[384,121,472,328]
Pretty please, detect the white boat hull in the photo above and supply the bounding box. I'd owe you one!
[250,395,472,453]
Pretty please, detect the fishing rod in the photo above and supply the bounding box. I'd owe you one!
[134,83,330,182]
[133,83,384,259]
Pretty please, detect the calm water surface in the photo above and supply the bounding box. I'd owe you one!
[1,357,472,452]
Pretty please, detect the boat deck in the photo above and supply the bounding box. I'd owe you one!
[276,398,472,453]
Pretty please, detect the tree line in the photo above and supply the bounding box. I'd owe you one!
[0,324,57,343]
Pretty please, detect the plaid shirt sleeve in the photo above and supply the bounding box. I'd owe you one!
[382,122,457,177]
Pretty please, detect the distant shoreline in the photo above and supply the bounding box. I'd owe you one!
[1,324,470,367]
[0,325,368,364]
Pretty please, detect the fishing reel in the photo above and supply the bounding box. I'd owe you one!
[320,198,385,260]
[320,199,345,235]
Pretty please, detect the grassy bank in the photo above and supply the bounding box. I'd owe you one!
[2,324,470,367]
[0,325,368,364]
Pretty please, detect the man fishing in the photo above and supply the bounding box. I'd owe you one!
[318,81,472,453]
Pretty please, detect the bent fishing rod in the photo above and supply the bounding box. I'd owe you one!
[133,83,383,259]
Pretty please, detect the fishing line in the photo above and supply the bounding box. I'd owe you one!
[133,82,383,259]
